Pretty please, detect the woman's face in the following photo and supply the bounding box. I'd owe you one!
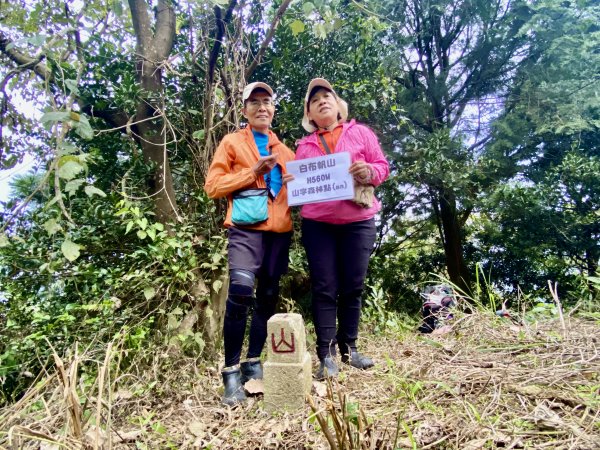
[307,88,340,128]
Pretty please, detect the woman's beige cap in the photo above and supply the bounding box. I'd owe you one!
[302,78,348,132]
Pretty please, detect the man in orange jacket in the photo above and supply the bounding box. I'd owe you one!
[204,82,295,406]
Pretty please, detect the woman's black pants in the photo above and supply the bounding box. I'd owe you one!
[301,218,376,360]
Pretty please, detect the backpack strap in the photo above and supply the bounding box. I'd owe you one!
[318,134,332,154]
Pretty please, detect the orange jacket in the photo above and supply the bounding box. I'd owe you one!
[204,127,295,233]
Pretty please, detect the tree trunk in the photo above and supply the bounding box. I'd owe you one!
[203,268,229,349]
[129,0,178,224]
[585,239,599,278]
[134,62,179,224]
[437,186,471,295]
[167,266,229,357]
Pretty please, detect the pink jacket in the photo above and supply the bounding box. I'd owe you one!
[295,119,389,224]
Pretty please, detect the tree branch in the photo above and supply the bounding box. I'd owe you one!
[128,0,153,52]
[207,0,238,86]
[80,102,130,129]
[245,0,292,80]
[155,0,176,58]
[0,31,51,81]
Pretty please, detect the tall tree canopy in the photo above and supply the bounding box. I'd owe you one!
[476,0,600,292]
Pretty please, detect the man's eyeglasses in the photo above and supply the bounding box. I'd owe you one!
[246,99,274,109]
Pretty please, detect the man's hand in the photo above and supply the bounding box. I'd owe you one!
[253,154,278,177]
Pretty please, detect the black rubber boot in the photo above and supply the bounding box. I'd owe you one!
[316,356,339,380]
[221,366,246,406]
[341,351,374,369]
[240,359,263,385]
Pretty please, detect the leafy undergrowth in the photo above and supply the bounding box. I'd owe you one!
[1,311,598,449]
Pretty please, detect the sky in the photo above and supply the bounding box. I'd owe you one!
[0,79,42,204]
[0,155,36,203]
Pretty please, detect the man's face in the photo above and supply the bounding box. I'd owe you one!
[242,90,275,132]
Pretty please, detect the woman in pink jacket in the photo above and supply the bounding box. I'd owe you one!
[291,78,389,379]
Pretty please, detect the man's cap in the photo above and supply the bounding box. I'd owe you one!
[242,82,274,102]
[302,78,348,133]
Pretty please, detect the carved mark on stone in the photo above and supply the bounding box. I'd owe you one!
[271,328,295,353]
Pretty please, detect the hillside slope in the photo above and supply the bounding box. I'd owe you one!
[1,312,598,449]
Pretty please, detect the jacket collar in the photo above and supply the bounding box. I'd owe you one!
[297,119,356,146]
[240,126,281,148]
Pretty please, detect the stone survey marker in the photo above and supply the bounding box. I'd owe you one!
[263,313,312,412]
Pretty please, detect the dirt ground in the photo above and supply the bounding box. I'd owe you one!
[1,311,599,449]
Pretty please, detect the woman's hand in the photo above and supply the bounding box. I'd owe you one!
[349,161,373,184]
[282,173,295,185]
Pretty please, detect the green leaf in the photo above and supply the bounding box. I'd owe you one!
[192,129,205,140]
[84,185,107,198]
[144,286,156,300]
[194,332,205,349]
[147,228,156,241]
[112,0,123,17]
[58,159,84,180]
[290,20,306,36]
[303,2,315,16]
[27,34,46,47]
[314,22,327,39]
[153,423,167,434]
[58,141,78,155]
[212,279,223,293]
[40,111,71,124]
[175,16,185,34]
[65,178,85,195]
[43,218,62,235]
[137,230,147,239]
[61,239,81,262]
[64,79,79,95]
[45,195,60,208]
[125,221,134,234]
[167,314,180,330]
[74,114,94,140]
[0,233,8,248]
[417,336,444,349]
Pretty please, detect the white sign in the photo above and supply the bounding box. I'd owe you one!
[286,152,354,206]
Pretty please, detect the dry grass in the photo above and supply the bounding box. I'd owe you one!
[1,311,598,449]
